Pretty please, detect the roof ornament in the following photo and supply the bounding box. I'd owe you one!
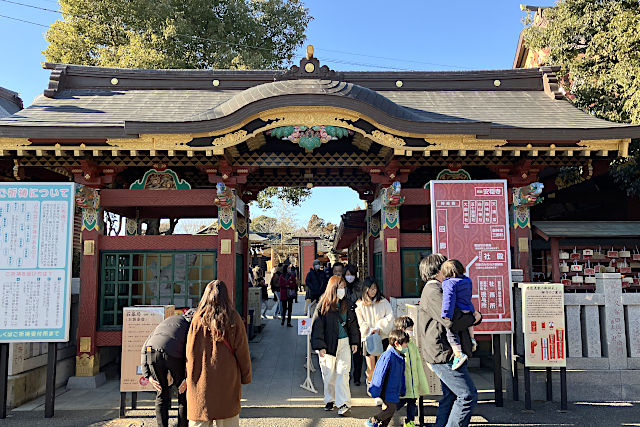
[276,45,343,81]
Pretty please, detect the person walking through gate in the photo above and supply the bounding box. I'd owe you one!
[355,276,394,405]
[279,264,296,327]
[311,275,360,416]
[305,259,327,315]
[270,266,282,319]
[141,309,195,427]
[417,254,480,427]
[344,263,364,386]
[364,329,409,427]
[186,280,252,427]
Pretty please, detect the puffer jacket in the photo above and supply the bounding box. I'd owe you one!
[367,346,406,403]
[355,298,394,341]
[400,339,429,398]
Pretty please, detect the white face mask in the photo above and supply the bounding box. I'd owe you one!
[336,288,346,300]
[314,264,320,270]
[345,275,355,283]
[407,330,414,338]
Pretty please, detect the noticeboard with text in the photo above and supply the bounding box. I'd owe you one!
[430,180,513,334]
[0,183,75,342]
[120,305,174,392]
[522,283,566,367]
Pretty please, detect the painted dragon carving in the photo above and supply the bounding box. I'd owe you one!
[513,182,544,207]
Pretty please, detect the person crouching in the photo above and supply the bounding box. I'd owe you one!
[311,275,360,416]
[365,329,410,427]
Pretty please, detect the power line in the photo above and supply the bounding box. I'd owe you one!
[0,13,48,27]
[0,0,469,71]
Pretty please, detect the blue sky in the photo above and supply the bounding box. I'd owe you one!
[0,0,557,227]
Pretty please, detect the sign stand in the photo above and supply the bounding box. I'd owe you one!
[300,334,317,394]
[44,342,58,418]
[0,343,8,419]
[492,335,503,407]
[119,391,139,417]
[298,315,317,394]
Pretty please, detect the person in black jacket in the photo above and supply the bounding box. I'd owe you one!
[344,263,364,386]
[416,254,481,427]
[140,309,195,427]
[311,275,360,416]
[306,259,327,302]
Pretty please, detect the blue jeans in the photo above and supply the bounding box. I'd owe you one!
[429,362,477,427]
[397,398,417,422]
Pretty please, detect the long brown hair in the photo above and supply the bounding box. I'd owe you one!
[361,276,383,306]
[194,280,234,341]
[318,275,348,315]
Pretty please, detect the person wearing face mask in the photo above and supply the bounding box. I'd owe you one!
[394,316,429,427]
[344,264,364,386]
[365,329,410,427]
[306,259,328,303]
[355,277,394,406]
[311,275,360,416]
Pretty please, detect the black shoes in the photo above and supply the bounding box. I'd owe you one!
[324,402,334,411]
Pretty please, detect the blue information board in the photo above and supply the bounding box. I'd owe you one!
[0,182,75,342]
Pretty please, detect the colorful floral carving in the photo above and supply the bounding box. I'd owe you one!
[129,168,191,190]
[513,182,544,207]
[268,125,351,151]
[382,181,405,207]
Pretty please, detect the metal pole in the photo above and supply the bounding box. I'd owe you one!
[419,396,424,427]
[44,342,58,418]
[512,356,519,401]
[511,285,519,401]
[492,335,503,407]
[560,367,567,411]
[0,343,9,419]
[524,366,532,410]
[545,367,553,402]
[131,392,137,410]
[120,392,126,417]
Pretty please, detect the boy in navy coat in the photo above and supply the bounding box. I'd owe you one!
[366,329,410,427]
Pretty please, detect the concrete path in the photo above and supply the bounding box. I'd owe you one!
[5,295,640,426]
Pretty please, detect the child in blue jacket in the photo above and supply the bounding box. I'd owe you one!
[365,329,410,427]
[441,259,482,370]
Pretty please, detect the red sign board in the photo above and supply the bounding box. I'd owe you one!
[430,180,513,334]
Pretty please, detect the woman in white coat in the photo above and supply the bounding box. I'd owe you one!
[354,276,394,403]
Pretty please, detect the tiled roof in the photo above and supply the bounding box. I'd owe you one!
[0,62,638,140]
[0,87,22,118]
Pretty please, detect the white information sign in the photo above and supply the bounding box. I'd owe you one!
[298,317,312,335]
[0,182,75,342]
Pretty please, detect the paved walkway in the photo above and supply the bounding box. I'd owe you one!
[4,296,640,426]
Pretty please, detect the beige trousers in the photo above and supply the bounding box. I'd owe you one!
[189,415,239,427]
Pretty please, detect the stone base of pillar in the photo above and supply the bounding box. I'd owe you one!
[66,372,106,389]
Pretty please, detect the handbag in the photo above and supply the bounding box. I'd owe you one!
[365,332,383,356]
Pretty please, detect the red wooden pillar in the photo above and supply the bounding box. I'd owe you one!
[215,185,238,308]
[366,206,379,277]
[511,203,533,282]
[550,237,561,283]
[76,195,102,377]
[381,201,402,297]
[299,238,318,283]
[238,204,249,318]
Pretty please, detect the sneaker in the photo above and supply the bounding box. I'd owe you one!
[404,421,416,427]
[471,338,478,353]
[452,353,468,370]
[374,397,384,406]
[354,380,361,386]
[324,402,334,411]
[365,418,381,427]
[337,404,350,416]
[366,379,372,396]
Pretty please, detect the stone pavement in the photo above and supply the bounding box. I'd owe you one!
[4,296,640,426]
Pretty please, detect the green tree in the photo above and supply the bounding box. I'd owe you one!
[522,0,640,196]
[44,0,311,69]
[250,215,277,233]
[255,186,311,209]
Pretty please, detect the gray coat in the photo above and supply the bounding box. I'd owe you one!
[417,280,478,364]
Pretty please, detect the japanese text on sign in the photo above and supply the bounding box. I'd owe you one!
[430,180,513,334]
[522,283,566,367]
[0,183,75,342]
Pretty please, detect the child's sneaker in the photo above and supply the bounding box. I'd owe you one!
[452,353,468,370]
[374,397,384,406]
[471,338,478,353]
[365,418,381,427]
[404,421,416,427]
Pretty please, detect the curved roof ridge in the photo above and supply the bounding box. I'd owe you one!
[186,79,427,123]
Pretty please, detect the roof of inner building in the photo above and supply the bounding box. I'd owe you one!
[0,57,639,142]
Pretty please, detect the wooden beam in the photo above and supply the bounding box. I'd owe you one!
[100,189,218,208]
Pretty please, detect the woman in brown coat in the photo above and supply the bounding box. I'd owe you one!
[186,280,252,427]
